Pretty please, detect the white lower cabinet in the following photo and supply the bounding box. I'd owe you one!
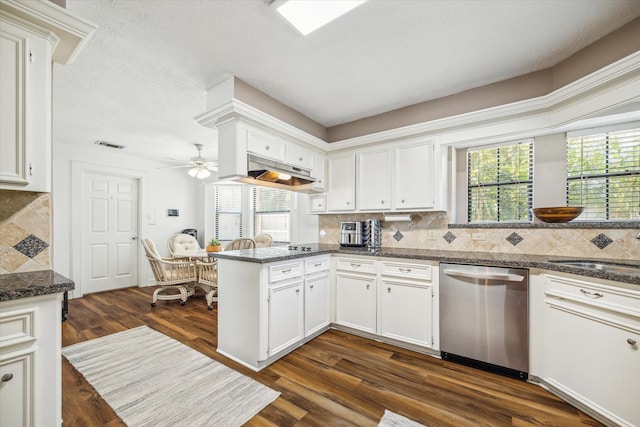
[543,274,640,427]
[304,272,330,336]
[336,273,377,333]
[335,257,438,351]
[268,279,304,356]
[0,293,62,427]
[379,280,432,347]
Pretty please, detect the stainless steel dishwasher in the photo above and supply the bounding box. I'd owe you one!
[440,263,529,379]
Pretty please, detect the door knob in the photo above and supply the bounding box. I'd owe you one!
[131,236,138,240]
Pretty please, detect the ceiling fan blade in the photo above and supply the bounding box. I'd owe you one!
[156,164,193,170]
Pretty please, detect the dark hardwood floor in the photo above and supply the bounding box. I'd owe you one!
[61,287,602,427]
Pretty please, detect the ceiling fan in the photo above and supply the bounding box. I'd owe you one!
[160,144,218,179]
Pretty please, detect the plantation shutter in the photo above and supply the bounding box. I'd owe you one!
[566,125,640,221]
[214,184,244,240]
[253,187,291,243]
[467,140,533,222]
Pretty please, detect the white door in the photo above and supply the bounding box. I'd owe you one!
[268,279,304,356]
[82,173,138,293]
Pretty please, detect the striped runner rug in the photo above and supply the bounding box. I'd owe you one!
[62,326,280,427]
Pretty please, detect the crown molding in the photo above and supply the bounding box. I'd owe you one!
[0,0,97,64]
[196,50,640,153]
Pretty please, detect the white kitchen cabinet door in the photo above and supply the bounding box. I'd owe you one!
[0,351,33,427]
[327,153,356,211]
[394,142,433,209]
[379,280,433,348]
[304,273,330,336]
[246,127,286,162]
[311,155,326,192]
[358,148,391,211]
[268,280,304,356]
[286,142,314,170]
[335,273,376,333]
[0,18,52,192]
[545,302,640,427]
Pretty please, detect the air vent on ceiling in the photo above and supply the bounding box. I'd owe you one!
[94,140,125,149]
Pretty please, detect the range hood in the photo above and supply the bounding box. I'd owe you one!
[246,154,316,187]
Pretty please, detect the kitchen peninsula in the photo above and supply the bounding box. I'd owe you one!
[210,244,639,427]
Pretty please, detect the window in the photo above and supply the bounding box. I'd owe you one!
[467,140,533,222]
[214,184,245,240]
[567,127,640,221]
[213,183,291,243]
[253,186,291,243]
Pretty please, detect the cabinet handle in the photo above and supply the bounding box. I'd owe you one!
[309,284,314,289]
[295,288,300,294]
[366,284,370,290]
[401,199,405,203]
[314,263,322,267]
[281,268,291,273]
[580,289,603,298]
[351,263,361,268]
[265,145,270,151]
[399,267,411,273]
[387,287,391,293]
[299,157,303,161]
[346,201,350,205]
[1,373,13,382]
[381,200,385,205]
[628,338,637,346]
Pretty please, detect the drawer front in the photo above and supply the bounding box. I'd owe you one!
[269,262,303,283]
[305,257,330,275]
[336,257,376,274]
[546,274,640,317]
[381,261,432,281]
[0,308,36,350]
[286,143,314,170]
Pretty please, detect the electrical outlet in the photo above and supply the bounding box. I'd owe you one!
[427,230,436,240]
[471,232,486,241]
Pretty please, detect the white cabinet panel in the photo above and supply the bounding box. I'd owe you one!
[327,153,356,211]
[0,351,33,427]
[379,280,432,347]
[305,273,330,336]
[268,280,304,356]
[394,142,434,209]
[286,142,314,170]
[246,127,285,162]
[358,148,391,211]
[335,273,376,333]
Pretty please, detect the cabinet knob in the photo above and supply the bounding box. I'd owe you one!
[346,201,350,205]
[387,287,391,293]
[1,373,13,382]
[295,288,300,294]
[381,200,385,205]
[299,157,303,161]
[401,199,405,203]
[265,145,270,150]
[366,284,370,290]
[309,284,314,289]
[628,338,637,346]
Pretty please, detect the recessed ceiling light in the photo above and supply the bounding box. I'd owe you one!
[276,0,367,36]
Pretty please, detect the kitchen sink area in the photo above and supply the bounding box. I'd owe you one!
[548,260,640,276]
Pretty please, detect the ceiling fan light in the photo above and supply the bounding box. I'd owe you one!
[188,167,198,177]
[196,168,211,179]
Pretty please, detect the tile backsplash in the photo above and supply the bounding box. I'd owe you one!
[318,212,640,260]
[0,190,51,273]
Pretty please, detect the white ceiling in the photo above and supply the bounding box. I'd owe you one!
[52,0,640,165]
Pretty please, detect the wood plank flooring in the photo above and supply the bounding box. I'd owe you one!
[61,286,602,426]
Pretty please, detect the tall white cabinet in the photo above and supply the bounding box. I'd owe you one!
[0,0,95,192]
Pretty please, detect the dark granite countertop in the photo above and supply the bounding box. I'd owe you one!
[209,244,640,286]
[0,270,75,301]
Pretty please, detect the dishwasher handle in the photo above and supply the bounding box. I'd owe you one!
[442,269,525,282]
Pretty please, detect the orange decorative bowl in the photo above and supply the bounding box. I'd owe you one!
[532,207,584,223]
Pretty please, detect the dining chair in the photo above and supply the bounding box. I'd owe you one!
[167,233,202,257]
[224,238,256,251]
[141,238,196,306]
[195,257,218,310]
[253,233,273,248]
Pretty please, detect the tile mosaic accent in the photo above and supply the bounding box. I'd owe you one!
[13,234,49,258]
[393,231,404,242]
[590,233,614,250]
[506,232,524,246]
[443,231,457,243]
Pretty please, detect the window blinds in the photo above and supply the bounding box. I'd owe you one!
[467,140,533,222]
[253,187,291,243]
[214,184,244,240]
[566,127,640,221]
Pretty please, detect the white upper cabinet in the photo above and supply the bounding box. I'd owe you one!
[246,126,286,162]
[327,152,356,211]
[394,141,434,210]
[286,141,315,170]
[0,18,51,191]
[0,2,95,193]
[357,148,392,211]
